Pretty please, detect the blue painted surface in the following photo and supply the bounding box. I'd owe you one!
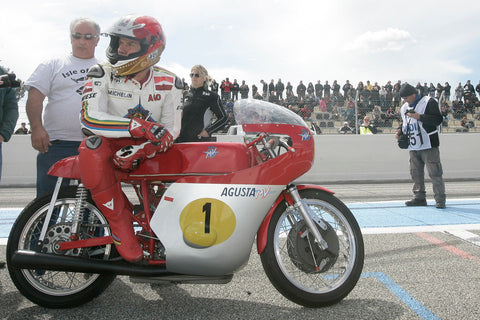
[2,200,480,237]
[362,272,441,320]
[351,199,480,228]
[0,208,21,238]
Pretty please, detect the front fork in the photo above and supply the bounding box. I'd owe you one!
[286,185,329,250]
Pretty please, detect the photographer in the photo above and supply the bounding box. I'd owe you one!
[358,115,377,135]
[396,83,445,209]
[0,67,20,269]
[0,68,20,181]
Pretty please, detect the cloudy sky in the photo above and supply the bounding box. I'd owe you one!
[2,0,480,97]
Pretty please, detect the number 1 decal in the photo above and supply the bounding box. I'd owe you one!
[203,202,211,234]
[180,198,236,248]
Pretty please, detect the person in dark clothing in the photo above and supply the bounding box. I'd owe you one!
[0,67,19,269]
[239,80,249,99]
[177,65,228,142]
[342,80,351,99]
[268,79,275,97]
[463,80,475,102]
[332,80,340,98]
[436,83,444,99]
[252,84,258,97]
[275,79,284,100]
[0,67,19,189]
[260,80,268,98]
[15,122,29,134]
[315,80,323,99]
[210,79,219,94]
[323,81,331,98]
[443,82,451,101]
[286,82,293,98]
[296,81,306,100]
[231,79,240,101]
[396,83,445,209]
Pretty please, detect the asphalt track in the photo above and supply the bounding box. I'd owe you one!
[0,182,479,320]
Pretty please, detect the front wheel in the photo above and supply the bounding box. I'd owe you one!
[260,189,364,307]
[6,186,116,308]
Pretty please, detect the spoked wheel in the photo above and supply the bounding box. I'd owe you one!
[260,189,364,307]
[6,186,116,308]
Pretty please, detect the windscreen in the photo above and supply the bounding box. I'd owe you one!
[233,99,309,127]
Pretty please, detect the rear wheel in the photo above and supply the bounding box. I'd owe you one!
[260,189,364,307]
[6,186,116,308]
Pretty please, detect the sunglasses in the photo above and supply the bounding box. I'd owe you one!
[190,73,201,78]
[71,32,97,40]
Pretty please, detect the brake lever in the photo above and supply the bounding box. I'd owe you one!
[279,139,295,153]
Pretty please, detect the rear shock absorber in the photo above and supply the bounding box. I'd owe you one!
[70,183,88,240]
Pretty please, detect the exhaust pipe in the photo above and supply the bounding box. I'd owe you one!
[11,250,177,277]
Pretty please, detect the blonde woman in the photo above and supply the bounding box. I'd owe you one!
[177,65,228,142]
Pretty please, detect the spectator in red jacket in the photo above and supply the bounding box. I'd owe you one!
[221,78,233,101]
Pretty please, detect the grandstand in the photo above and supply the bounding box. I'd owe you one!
[303,90,480,134]
[14,84,480,135]
[308,107,480,134]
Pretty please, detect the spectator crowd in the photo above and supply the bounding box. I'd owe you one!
[180,77,480,134]
[13,77,480,135]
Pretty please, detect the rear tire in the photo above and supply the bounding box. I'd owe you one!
[260,189,364,307]
[6,186,116,308]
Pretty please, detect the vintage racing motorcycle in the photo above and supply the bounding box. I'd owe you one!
[7,99,364,308]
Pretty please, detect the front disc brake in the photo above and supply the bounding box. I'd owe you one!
[287,219,339,273]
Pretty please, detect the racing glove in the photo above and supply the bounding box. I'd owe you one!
[113,141,160,171]
[129,118,173,152]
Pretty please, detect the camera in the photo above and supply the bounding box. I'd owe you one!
[405,108,415,114]
[0,73,21,88]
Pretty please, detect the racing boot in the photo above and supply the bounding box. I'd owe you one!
[92,184,143,262]
[405,198,427,207]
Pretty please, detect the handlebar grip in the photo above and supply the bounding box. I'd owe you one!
[280,140,295,153]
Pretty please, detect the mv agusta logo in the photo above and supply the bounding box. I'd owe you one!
[220,186,274,199]
[203,146,218,159]
[299,129,311,141]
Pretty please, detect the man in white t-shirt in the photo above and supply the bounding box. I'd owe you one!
[25,18,100,197]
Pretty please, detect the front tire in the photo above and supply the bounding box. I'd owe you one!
[260,189,364,307]
[6,186,116,308]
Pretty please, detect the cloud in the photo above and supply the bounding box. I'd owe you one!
[345,28,416,53]
[440,60,472,75]
[2,0,479,91]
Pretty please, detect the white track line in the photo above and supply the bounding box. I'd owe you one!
[362,224,480,235]
[445,229,480,247]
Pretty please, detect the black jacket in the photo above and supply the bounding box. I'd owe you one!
[419,98,442,147]
[177,87,228,142]
[0,67,19,142]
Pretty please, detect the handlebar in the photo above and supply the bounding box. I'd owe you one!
[245,132,295,160]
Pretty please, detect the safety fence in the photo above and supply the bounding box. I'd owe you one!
[2,133,480,187]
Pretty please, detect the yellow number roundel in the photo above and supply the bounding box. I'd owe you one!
[179,198,236,248]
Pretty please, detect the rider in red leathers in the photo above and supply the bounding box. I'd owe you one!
[79,15,183,262]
